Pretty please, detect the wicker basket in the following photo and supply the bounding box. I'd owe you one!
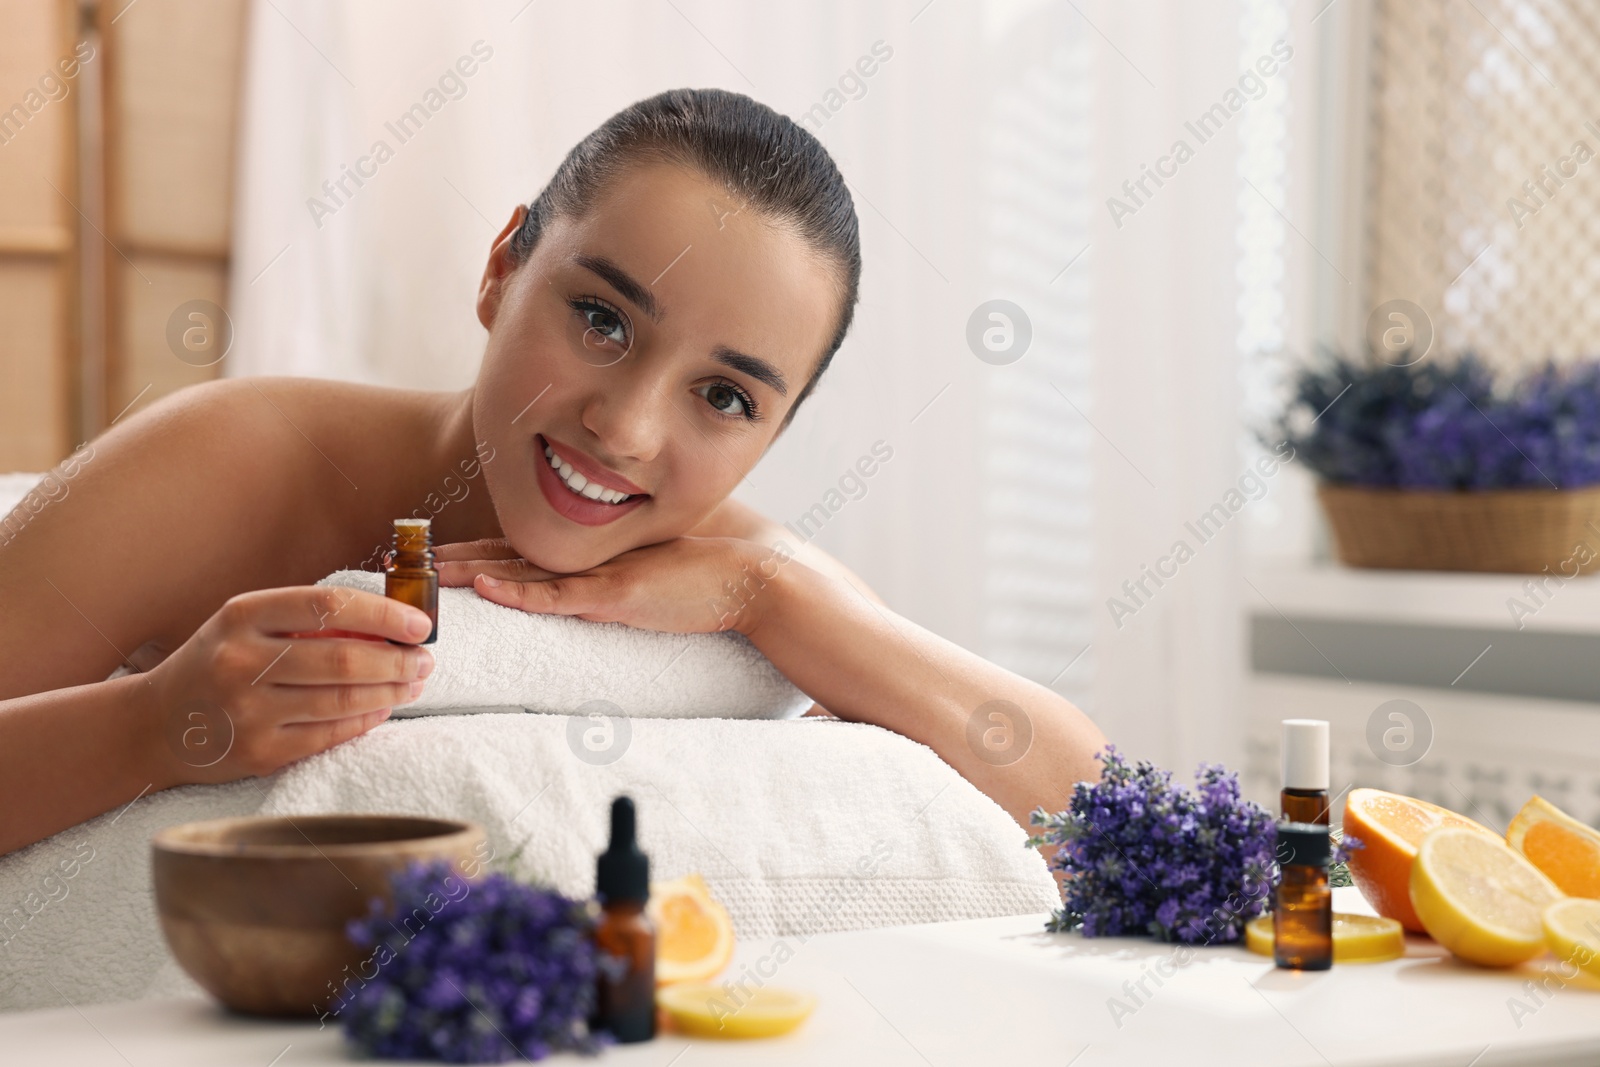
[1317,483,1600,574]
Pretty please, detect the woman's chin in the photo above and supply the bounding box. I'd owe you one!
[499,491,668,574]
[506,525,625,577]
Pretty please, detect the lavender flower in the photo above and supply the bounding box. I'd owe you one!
[1330,829,1365,888]
[1277,352,1600,490]
[340,863,608,1063]
[1027,745,1277,945]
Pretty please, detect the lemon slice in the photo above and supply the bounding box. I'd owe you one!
[657,982,817,1039]
[1543,897,1600,979]
[1411,826,1564,967]
[1244,913,1405,962]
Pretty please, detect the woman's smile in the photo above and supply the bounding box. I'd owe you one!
[533,433,651,527]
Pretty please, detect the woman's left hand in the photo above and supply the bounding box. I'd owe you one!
[433,536,781,635]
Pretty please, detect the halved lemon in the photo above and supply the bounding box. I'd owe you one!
[1507,796,1600,899]
[647,873,735,985]
[1542,897,1600,979]
[657,982,816,1039]
[1410,825,1564,967]
[1342,788,1499,933]
[1244,912,1405,962]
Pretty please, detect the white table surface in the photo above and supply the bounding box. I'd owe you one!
[5,887,1599,1066]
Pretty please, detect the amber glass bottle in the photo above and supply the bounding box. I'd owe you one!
[1274,820,1333,970]
[593,796,655,1043]
[1280,719,1329,825]
[384,518,437,644]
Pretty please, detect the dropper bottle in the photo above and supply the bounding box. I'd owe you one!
[593,795,655,1043]
[1280,719,1329,825]
[385,518,437,645]
[1274,820,1333,970]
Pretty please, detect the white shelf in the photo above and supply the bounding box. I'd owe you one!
[1244,562,1600,634]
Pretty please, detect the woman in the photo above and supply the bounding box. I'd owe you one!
[0,89,1106,858]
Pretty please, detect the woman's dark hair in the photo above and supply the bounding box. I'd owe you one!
[508,88,860,420]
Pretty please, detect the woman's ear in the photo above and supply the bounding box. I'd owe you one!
[477,205,528,330]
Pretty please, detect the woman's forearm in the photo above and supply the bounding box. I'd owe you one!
[740,554,1108,833]
[0,672,172,856]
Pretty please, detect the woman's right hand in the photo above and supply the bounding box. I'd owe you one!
[140,585,435,786]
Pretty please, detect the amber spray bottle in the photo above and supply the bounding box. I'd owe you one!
[593,795,655,1043]
[1274,820,1333,970]
[385,519,437,644]
[1280,719,1329,825]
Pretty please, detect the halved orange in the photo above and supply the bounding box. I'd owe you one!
[1507,796,1600,899]
[648,873,735,985]
[1342,788,1499,933]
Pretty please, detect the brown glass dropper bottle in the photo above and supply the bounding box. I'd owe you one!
[1274,820,1333,970]
[385,518,437,645]
[593,795,655,1043]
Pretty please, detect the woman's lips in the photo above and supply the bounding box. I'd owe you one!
[532,436,649,527]
[542,435,646,495]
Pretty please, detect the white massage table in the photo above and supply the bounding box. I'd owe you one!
[6,887,1600,1066]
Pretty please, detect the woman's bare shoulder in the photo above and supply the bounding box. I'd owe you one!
[0,376,398,698]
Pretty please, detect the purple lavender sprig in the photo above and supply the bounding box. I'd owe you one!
[339,862,608,1063]
[1027,745,1277,945]
[1330,829,1365,889]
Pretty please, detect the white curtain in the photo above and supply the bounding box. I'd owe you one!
[231,0,1277,776]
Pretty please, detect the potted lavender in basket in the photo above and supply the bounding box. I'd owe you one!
[1277,352,1600,573]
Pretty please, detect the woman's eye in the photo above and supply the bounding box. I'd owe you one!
[572,300,629,347]
[696,381,756,420]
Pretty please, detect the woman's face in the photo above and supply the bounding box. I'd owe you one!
[473,162,841,573]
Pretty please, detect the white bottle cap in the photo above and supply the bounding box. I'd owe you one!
[1281,719,1329,790]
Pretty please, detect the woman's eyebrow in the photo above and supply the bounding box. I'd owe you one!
[713,346,788,397]
[573,253,661,321]
[573,252,788,397]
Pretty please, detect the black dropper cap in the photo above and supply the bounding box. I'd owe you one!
[596,795,649,905]
[1275,820,1331,868]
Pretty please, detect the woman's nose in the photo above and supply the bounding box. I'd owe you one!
[580,363,670,464]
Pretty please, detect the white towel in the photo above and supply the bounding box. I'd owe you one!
[314,569,812,720]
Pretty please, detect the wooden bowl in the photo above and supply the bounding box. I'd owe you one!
[152,814,486,1018]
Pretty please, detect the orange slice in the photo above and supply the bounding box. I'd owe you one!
[1410,826,1564,967]
[1507,796,1600,899]
[647,873,734,985]
[1342,788,1499,933]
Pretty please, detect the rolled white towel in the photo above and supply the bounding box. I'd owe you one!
[315,569,814,720]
